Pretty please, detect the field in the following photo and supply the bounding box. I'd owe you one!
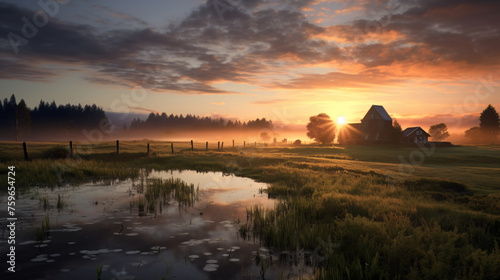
[1,140,499,279]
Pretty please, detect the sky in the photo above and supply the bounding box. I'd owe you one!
[1,0,500,138]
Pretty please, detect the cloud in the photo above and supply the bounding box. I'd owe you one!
[252,99,291,105]
[0,58,57,82]
[211,101,225,105]
[128,106,160,114]
[395,112,481,133]
[1,0,499,96]
[271,70,403,89]
[348,0,500,69]
[92,5,150,26]
[0,1,345,94]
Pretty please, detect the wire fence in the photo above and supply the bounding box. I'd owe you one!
[0,140,292,161]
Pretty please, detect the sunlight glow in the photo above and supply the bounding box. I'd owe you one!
[337,116,347,125]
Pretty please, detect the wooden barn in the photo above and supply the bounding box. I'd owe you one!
[338,105,395,144]
[401,127,430,144]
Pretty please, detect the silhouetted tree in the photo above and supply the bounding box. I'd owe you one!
[429,123,450,141]
[260,132,271,142]
[306,113,335,145]
[391,119,402,142]
[16,99,31,140]
[0,95,18,139]
[129,112,273,132]
[465,127,482,142]
[479,104,499,141]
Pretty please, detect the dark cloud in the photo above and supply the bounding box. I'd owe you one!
[1,0,499,94]
[0,57,57,81]
[346,0,500,69]
[271,70,403,89]
[0,1,345,93]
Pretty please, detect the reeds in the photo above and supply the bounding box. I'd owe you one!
[57,194,64,210]
[131,178,199,215]
[241,166,500,280]
[35,215,50,243]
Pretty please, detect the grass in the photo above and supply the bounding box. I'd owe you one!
[97,264,103,280]
[35,215,50,243]
[39,196,49,210]
[0,140,499,279]
[130,177,199,215]
[57,194,64,210]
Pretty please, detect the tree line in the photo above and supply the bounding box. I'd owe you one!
[0,94,108,140]
[129,112,274,131]
[0,94,275,140]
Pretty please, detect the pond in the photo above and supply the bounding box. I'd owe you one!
[1,170,312,279]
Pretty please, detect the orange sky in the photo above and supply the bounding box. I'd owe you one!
[1,0,499,139]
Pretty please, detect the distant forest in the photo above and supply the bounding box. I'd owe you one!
[0,94,108,140]
[129,113,274,132]
[0,94,274,140]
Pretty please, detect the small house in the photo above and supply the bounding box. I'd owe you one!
[402,127,430,144]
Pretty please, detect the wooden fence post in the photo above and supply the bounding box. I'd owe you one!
[191,140,194,150]
[22,142,29,160]
[232,139,234,148]
[206,142,208,151]
[116,140,120,155]
[147,143,150,157]
[221,142,223,150]
[244,141,245,148]
[69,141,74,158]
[171,143,174,154]
[218,141,220,150]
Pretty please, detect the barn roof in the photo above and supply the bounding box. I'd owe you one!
[402,127,430,137]
[372,105,392,121]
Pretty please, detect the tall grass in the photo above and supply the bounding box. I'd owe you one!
[35,215,50,243]
[241,165,500,279]
[1,142,499,279]
[0,158,139,191]
[131,178,199,215]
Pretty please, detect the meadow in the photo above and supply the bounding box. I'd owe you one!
[1,140,499,279]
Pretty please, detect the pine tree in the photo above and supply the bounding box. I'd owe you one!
[479,104,499,142]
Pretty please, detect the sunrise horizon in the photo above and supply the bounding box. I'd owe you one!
[1,0,499,143]
[1,2,500,279]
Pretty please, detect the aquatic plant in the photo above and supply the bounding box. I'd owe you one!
[35,215,50,243]
[160,258,172,280]
[97,264,103,280]
[57,194,64,210]
[39,196,49,210]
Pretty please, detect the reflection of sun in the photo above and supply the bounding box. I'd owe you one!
[337,116,347,125]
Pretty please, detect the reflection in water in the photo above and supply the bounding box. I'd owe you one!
[0,170,313,280]
[134,177,199,216]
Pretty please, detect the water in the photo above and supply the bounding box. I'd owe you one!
[0,170,306,280]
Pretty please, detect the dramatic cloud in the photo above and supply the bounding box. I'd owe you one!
[1,0,499,96]
[271,70,404,89]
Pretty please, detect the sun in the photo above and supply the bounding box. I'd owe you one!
[337,116,347,125]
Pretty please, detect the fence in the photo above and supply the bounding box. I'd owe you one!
[0,140,287,161]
